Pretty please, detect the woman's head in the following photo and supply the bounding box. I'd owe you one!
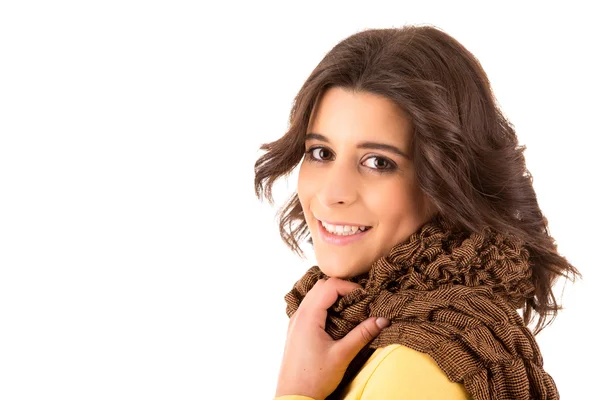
[255,25,578,333]
[298,87,435,278]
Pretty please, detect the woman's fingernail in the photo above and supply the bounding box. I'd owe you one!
[376,317,390,329]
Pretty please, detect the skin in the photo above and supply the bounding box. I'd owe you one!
[275,278,390,399]
[275,87,436,398]
[298,86,435,278]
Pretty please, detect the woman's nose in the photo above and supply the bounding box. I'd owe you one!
[315,161,359,207]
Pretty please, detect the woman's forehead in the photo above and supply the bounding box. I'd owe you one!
[306,88,413,147]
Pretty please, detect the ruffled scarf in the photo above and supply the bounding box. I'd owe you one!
[284,214,559,400]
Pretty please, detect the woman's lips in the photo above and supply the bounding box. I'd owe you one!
[317,219,371,246]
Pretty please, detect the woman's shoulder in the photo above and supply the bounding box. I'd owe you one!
[273,345,470,400]
[342,344,470,399]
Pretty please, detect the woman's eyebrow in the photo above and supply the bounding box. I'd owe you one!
[305,132,409,160]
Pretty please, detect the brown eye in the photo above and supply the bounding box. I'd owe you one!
[308,147,333,161]
[363,156,395,171]
[375,158,388,168]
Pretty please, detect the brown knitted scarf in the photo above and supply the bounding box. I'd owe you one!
[284,214,559,400]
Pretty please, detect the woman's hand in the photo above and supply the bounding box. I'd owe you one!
[275,278,390,400]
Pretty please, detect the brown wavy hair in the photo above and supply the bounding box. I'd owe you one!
[254,25,579,334]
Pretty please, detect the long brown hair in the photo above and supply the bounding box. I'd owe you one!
[254,25,579,334]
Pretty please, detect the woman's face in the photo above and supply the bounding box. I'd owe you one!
[297,87,435,279]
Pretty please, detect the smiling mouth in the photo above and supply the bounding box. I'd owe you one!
[318,219,373,236]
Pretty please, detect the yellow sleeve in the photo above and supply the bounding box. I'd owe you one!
[360,345,470,399]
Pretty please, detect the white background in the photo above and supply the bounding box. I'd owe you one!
[1,1,598,399]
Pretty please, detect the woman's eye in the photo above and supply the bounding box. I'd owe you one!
[363,156,393,170]
[308,147,333,161]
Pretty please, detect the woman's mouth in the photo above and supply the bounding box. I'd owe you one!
[317,219,372,246]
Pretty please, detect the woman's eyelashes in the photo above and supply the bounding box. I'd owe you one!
[304,146,398,173]
[306,146,333,162]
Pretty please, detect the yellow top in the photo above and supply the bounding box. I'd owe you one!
[274,344,470,400]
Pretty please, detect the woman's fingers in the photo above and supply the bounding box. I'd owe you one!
[279,277,387,398]
[336,316,389,363]
[310,278,362,306]
[299,278,363,329]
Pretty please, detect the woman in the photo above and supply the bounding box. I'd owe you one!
[254,25,578,400]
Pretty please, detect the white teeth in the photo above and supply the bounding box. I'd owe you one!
[321,221,370,236]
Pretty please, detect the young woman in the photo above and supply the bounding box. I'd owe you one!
[254,25,578,400]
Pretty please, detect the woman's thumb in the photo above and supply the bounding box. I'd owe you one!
[337,317,390,361]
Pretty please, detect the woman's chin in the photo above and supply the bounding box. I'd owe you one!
[322,269,352,279]
[315,258,368,279]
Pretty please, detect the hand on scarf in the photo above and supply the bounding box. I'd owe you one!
[275,278,390,400]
